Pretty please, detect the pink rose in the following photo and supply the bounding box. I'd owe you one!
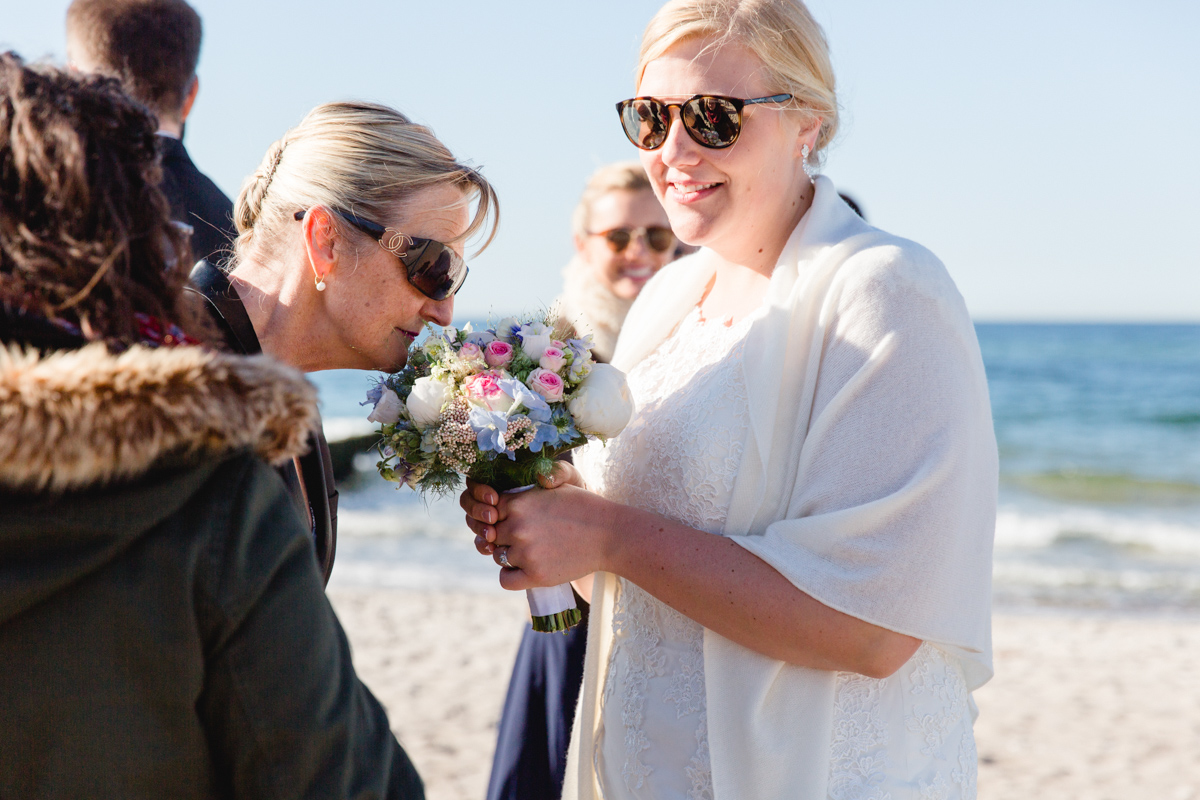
[527,368,565,402]
[465,371,516,412]
[539,346,566,373]
[484,340,514,368]
[458,342,486,368]
[551,339,566,349]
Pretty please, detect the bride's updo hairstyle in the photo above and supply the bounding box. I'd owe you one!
[233,101,498,264]
[637,0,839,165]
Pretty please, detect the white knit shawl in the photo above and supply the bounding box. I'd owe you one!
[564,176,998,800]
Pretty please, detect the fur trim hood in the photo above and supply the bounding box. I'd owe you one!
[0,343,319,492]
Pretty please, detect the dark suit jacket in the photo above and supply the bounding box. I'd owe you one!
[159,135,235,265]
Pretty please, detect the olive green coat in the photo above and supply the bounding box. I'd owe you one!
[0,343,422,799]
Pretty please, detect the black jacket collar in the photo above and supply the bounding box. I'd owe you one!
[188,260,261,355]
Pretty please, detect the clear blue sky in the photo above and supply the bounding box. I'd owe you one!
[4,0,1198,321]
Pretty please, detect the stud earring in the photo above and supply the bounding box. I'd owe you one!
[315,275,327,292]
[801,144,815,185]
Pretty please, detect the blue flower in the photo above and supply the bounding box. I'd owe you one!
[567,336,594,359]
[362,381,385,407]
[468,407,517,460]
[529,412,581,452]
[528,422,560,452]
[557,417,580,444]
[498,377,552,423]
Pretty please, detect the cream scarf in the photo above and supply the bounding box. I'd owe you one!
[564,176,998,800]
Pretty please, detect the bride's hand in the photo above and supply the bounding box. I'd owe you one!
[459,462,584,555]
[459,462,607,588]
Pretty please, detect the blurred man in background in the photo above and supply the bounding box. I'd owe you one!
[67,0,235,263]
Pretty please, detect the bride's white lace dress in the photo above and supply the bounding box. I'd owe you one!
[574,307,979,800]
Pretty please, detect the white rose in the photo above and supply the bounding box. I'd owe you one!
[406,375,454,428]
[518,323,553,363]
[568,363,634,438]
[367,387,405,425]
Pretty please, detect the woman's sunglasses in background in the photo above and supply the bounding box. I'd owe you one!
[294,208,468,301]
[590,226,676,254]
[616,93,792,151]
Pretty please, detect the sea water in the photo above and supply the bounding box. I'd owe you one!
[982,323,1200,610]
[313,323,1200,611]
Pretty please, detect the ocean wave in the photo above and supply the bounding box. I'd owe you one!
[991,562,1200,611]
[327,534,501,594]
[993,506,1200,610]
[338,501,466,541]
[995,507,1200,556]
[323,416,377,441]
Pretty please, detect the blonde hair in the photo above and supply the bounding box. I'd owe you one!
[570,161,653,238]
[637,0,838,162]
[233,101,498,261]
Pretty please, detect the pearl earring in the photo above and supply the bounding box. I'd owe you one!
[801,144,815,185]
[315,275,327,292]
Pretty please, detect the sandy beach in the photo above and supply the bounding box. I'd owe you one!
[330,588,1200,800]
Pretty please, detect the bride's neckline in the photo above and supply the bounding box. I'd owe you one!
[693,273,766,329]
[695,303,734,327]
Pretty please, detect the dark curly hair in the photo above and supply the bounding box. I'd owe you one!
[0,51,208,345]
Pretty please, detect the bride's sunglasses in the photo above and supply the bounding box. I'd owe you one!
[616,93,792,151]
[294,208,469,301]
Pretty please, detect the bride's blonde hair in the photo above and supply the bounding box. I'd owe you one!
[637,0,839,163]
[233,101,498,262]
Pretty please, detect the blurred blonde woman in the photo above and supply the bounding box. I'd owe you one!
[557,162,676,363]
[192,101,497,581]
[463,0,997,797]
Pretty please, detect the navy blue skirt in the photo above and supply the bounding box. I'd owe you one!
[486,602,589,800]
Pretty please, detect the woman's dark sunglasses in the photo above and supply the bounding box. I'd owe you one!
[294,208,468,301]
[591,226,676,254]
[616,93,792,151]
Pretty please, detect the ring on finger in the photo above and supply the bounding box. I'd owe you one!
[497,546,517,570]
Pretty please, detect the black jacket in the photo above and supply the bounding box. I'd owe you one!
[0,324,422,799]
[159,135,236,264]
[189,259,338,583]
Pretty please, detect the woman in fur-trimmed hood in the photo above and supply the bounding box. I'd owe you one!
[0,53,422,799]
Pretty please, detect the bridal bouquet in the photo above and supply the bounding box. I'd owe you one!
[364,315,634,632]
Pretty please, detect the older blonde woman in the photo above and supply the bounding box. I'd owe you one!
[193,101,497,580]
[557,162,676,363]
[463,0,997,798]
